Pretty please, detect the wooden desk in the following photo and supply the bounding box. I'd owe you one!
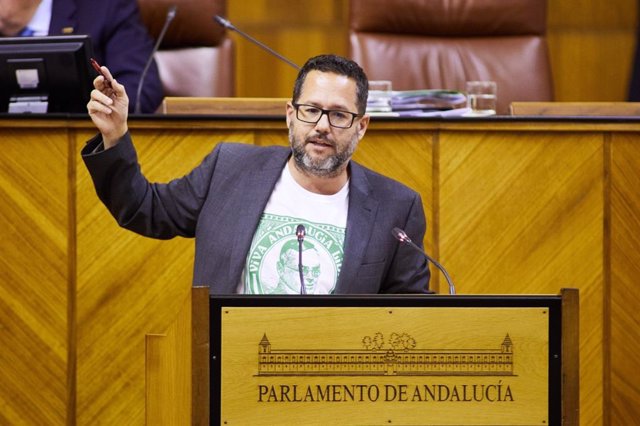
[1,114,638,424]
[160,97,289,116]
[510,101,640,116]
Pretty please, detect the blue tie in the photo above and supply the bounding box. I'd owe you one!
[18,27,35,37]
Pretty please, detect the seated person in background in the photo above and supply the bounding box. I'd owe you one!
[0,0,163,113]
[630,28,640,101]
[82,54,432,295]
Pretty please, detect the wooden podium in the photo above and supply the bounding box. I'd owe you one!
[191,288,579,425]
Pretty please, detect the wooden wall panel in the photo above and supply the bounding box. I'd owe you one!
[0,128,69,425]
[535,0,637,101]
[254,129,287,147]
[145,292,192,424]
[547,31,637,102]
[75,129,233,424]
[609,133,640,425]
[228,0,349,98]
[438,130,605,424]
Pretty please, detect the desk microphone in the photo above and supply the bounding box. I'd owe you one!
[391,227,456,295]
[213,15,300,71]
[134,5,177,114]
[296,224,307,295]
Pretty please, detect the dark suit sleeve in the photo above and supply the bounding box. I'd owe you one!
[91,0,163,113]
[81,132,218,239]
[382,192,432,294]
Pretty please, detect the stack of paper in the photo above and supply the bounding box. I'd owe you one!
[390,89,466,110]
[367,89,467,116]
[366,95,394,112]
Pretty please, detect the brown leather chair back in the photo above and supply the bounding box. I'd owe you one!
[349,0,553,114]
[137,0,234,97]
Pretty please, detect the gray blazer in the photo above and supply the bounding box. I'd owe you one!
[82,133,431,294]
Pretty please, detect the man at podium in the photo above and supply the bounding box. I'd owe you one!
[82,54,432,295]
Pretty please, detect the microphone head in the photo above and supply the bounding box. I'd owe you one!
[391,227,411,244]
[296,224,306,241]
[167,5,177,20]
[213,15,233,30]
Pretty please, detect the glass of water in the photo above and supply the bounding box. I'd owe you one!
[465,81,497,116]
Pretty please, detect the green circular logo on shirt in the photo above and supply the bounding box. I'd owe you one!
[244,215,344,294]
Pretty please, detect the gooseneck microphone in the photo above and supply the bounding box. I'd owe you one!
[134,5,178,114]
[296,225,307,295]
[392,227,456,295]
[213,15,301,70]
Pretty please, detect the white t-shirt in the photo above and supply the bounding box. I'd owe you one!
[238,163,349,294]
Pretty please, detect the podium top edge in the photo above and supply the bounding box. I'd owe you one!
[204,293,570,309]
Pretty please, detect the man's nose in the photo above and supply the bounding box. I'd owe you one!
[314,112,332,131]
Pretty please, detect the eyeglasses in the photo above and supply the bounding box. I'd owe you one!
[293,103,362,129]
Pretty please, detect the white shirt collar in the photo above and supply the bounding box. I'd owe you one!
[26,0,53,36]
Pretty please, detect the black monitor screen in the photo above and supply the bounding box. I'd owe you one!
[0,35,94,114]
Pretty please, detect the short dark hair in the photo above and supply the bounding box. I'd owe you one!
[292,54,369,114]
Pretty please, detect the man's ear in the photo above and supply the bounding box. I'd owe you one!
[356,114,370,140]
[286,101,295,128]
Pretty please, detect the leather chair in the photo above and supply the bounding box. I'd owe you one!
[349,0,554,115]
[137,0,234,98]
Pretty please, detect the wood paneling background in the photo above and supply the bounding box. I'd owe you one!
[609,133,640,424]
[0,127,70,425]
[228,0,638,103]
[547,0,638,102]
[2,117,640,425]
[75,128,222,423]
[439,129,605,423]
[227,0,349,98]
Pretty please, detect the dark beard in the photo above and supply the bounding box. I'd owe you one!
[289,127,355,178]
